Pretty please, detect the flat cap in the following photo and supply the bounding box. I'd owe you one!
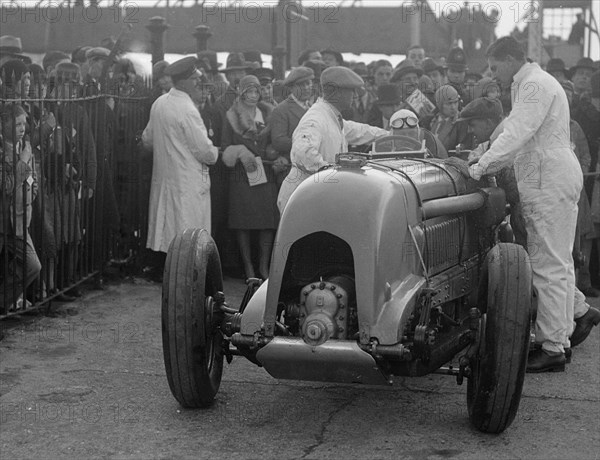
[320,65,364,89]
[85,47,111,61]
[458,97,503,122]
[165,56,198,81]
[283,66,314,86]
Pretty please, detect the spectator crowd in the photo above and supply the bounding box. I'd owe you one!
[1,33,599,323]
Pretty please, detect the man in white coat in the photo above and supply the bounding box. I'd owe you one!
[468,37,584,372]
[142,56,218,258]
[277,66,389,212]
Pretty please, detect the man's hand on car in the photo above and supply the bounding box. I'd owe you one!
[443,156,470,178]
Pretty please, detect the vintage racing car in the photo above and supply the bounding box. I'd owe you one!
[161,138,532,434]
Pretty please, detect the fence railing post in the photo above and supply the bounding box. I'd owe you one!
[146,16,170,69]
[193,25,213,53]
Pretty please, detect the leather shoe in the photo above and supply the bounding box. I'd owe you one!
[570,306,600,347]
[526,348,565,373]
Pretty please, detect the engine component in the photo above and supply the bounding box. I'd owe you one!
[299,275,355,346]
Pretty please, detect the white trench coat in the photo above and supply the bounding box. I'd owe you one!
[142,88,218,253]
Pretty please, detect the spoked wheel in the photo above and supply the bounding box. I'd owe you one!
[467,243,532,433]
[162,228,224,408]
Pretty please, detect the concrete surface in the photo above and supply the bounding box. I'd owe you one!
[0,277,599,460]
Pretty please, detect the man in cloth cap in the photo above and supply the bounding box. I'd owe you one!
[467,37,594,372]
[277,66,389,212]
[270,67,315,185]
[142,57,218,269]
[270,66,314,159]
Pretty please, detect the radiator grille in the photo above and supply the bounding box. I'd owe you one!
[424,218,462,275]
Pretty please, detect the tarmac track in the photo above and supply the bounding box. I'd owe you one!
[0,278,599,460]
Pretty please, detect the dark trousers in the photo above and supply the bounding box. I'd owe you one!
[0,232,42,312]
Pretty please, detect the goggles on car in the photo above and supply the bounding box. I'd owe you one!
[390,115,419,129]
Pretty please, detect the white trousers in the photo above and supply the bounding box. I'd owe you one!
[518,150,583,353]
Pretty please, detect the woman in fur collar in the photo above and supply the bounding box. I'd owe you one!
[221,75,279,280]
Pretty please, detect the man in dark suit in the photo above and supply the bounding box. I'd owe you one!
[270,66,314,158]
[367,84,403,129]
[269,66,314,187]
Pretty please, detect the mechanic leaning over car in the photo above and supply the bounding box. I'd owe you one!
[461,96,600,370]
[457,97,528,249]
[277,66,389,212]
[467,37,600,373]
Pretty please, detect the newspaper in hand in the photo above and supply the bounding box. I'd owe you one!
[406,88,436,118]
[246,156,268,186]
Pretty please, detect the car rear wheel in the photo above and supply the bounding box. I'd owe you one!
[467,243,532,433]
[162,228,224,408]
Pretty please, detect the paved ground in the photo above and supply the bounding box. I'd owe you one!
[0,277,599,460]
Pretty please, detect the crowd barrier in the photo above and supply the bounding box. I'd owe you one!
[0,87,151,317]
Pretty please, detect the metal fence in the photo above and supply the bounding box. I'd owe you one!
[0,83,151,317]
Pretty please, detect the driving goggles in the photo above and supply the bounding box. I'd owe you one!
[390,115,419,129]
